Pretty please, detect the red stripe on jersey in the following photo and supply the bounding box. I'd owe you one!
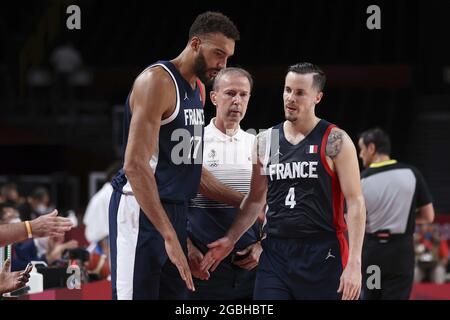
[337,231,349,269]
[321,124,348,268]
[332,173,348,268]
[197,79,205,107]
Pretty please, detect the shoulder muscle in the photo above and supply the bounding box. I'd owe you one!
[130,67,176,121]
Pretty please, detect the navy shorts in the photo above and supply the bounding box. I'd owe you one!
[254,233,347,300]
[109,190,188,300]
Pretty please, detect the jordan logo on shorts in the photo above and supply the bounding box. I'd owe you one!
[325,248,335,260]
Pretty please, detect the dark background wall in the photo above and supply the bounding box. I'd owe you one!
[0,0,449,213]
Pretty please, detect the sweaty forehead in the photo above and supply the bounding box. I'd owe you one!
[285,72,314,90]
[202,33,235,56]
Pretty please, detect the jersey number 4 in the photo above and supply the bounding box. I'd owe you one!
[285,187,296,209]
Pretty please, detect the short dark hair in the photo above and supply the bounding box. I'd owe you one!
[0,182,17,197]
[30,186,49,201]
[189,12,240,41]
[213,67,253,91]
[287,62,326,91]
[358,128,391,156]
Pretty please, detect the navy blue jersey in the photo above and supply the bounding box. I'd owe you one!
[112,61,204,202]
[263,120,347,238]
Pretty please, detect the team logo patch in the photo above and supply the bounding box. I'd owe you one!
[207,149,219,167]
[325,248,336,260]
[306,145,318,154]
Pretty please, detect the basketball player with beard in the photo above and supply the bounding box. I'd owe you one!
[109,12,240,300]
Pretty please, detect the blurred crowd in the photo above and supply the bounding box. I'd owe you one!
[0,180,110,296]
[414,223,449,284]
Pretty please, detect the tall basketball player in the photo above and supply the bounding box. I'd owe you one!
[109,12,240,300]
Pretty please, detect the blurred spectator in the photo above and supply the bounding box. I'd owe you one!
[50,41,92,104]
[0,203,20,224]
[441,223,450,240]
[12,235,78,271]
[414,224,449,284]
[37,236,78,265]
[0,183,21,207]
[82,162,120,279]
[50,41,82,75]
[17,186,52,221]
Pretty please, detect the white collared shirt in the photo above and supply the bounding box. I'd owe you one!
[191,118,255,208]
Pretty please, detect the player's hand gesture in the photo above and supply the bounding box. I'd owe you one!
[31,209,73,238]
[187,241,210,280]
[200,236,234,272]
[232,241,262,270]
[164,237,195,292]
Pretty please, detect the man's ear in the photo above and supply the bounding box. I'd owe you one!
[315,91,323,105]
[210,91,217,106]
[190,36,201,52]
[368,142,377,155]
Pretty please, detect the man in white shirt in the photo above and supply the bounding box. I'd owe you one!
[188,67,263,299]
[84,163,121,264]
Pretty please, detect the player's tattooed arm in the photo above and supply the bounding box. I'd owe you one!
[326,130,344,159]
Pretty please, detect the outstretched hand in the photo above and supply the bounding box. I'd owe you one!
[30,210,73,238]
[200,236,234,273]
